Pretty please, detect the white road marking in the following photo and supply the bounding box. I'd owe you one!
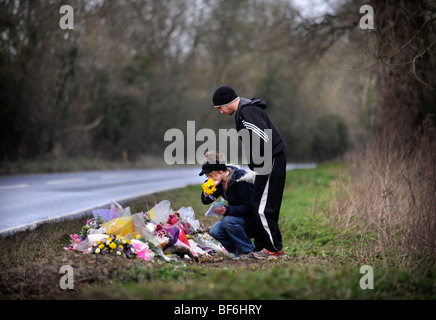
[0,184,29,190]
[100,174,133,180]
[46,178,86,185]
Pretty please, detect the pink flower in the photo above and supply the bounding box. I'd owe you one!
[166,214,179,227]
[133,241,153,261]
[64,234,82,250]
[70,234,81,244]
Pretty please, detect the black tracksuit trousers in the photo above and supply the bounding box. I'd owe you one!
[251,151,286,252]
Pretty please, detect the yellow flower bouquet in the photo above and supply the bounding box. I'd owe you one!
[91,234,136,258]
[201,178,217,195]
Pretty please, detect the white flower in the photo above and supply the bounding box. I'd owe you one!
[157,236,169,246]
[95,248,101,254]
[145,223,156,233]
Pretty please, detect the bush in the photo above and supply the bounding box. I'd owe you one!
[311,114,349,161]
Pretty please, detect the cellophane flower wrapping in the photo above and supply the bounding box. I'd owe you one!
[102,216,137,239]
[65,200,229,261]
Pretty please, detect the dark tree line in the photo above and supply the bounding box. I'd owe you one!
[1,0,435,168]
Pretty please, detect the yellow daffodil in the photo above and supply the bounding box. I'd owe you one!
[99,243,104,249]
[201,178,217,195]
[110,242,117,250]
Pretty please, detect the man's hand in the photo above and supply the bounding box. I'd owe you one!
[213,206,226,215]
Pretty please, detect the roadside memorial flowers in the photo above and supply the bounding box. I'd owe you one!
[64,234,83,251]
[102,216,136,238]
[91,234,137,258]
[64,200,228,263]
[132,237,155,261]
[79,216,107,239]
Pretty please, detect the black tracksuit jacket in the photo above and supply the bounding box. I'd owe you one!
[235,97,286,171]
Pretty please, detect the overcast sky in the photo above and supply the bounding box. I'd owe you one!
[292,0,336,19]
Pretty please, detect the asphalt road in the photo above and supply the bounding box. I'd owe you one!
[0,163,316,236]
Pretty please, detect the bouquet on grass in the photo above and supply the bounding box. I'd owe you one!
[64,199,229,262]
[91,234,137,258]
[79,215,107,239]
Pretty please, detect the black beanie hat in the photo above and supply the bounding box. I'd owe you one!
[212,85,238,107]
[199,162,227,176]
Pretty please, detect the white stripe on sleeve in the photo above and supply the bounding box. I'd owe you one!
[242,120,270,143]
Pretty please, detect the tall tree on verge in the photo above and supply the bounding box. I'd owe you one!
[371,0,436,148]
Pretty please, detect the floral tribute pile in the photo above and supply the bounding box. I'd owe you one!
[65,200,228,262]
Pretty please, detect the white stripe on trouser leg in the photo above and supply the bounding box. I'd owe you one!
[258,168,277,251]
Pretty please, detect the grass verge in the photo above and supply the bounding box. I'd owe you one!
[0,163,434,300]
[0,155,166,175]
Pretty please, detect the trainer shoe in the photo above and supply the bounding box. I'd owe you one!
[240,252,255,260]
[232,252,255,260]
[253,249,286,260]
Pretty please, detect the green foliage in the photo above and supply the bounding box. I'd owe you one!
[311,114,349,161]
[1,0,373,164]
